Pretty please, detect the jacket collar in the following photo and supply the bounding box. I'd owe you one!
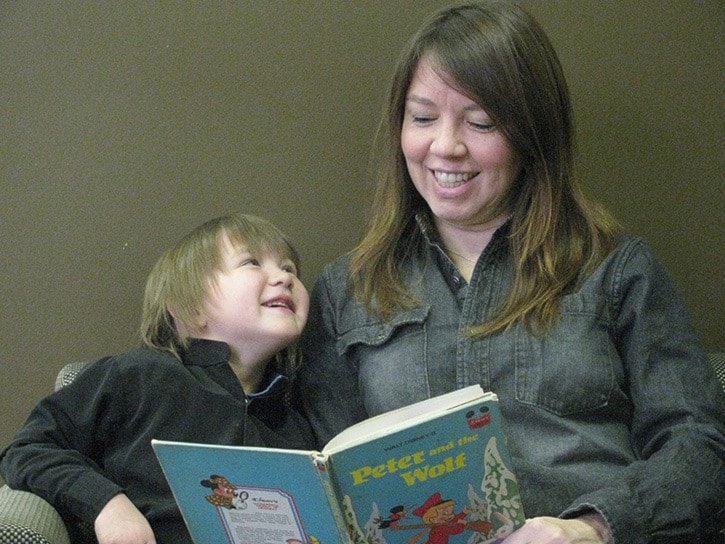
[181,338,288,398]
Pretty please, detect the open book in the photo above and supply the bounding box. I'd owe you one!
[152,385,525,544]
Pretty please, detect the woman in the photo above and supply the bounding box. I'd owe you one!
[300,2,725,543]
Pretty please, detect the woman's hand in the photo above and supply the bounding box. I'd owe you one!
[94,493,156,544]
[501,516,608,544]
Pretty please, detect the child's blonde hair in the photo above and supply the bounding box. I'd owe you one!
[140,213,301,374]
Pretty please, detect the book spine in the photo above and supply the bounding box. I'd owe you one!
[311,452,351,543]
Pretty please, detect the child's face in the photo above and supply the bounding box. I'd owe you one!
[197,236,308,363]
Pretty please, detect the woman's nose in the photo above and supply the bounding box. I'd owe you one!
[430,123,467,157]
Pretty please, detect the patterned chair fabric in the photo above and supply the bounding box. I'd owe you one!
[711,352,725,393]
[0,525,51,544]
[53,361,90,391]
[0,487,68,544]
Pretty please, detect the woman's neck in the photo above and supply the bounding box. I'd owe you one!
[435,214,508,266]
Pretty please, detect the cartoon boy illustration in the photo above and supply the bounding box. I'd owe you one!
[200,474,248,509]
[402,492,493,544]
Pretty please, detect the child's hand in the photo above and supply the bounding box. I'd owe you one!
[94,493,157,544]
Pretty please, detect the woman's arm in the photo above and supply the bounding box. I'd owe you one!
[560,239,725,541]
[299,264,369,447]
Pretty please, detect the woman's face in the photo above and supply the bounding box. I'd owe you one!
[401,57,520,232]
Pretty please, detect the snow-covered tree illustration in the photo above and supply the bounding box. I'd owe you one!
[482,436,523,526]
[341,494,373,544]
[465,436,524,544]
[362,502,388,544]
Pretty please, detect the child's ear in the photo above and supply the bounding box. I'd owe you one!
[194,314,208,331]
[167,303,206,335]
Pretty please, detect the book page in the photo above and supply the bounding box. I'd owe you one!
[212,486,306,544]
[324,385,494,454]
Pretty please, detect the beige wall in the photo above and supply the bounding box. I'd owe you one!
[1,1,722,484]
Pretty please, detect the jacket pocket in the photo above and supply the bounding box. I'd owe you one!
[514,294,616,416]
[335,307,431,414]
[335,306,430,356]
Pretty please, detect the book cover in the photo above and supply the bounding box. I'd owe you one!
[153,385,525,544]
[153,444,346,543]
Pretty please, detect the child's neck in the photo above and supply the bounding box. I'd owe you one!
[227,353,268,395]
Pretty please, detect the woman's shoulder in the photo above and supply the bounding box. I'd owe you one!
[318,252,353,281]
[601,233,665,274]
[310,253,354,302]
[581,233,676,302]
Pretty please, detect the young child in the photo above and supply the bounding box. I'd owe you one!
[0,213,315,544]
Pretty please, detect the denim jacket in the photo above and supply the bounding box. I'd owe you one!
[300,217,725,543]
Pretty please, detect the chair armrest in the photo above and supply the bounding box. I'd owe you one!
[710,352,725,393]
[0,485,70,544]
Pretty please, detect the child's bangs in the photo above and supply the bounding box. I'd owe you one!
[222,216,300,270]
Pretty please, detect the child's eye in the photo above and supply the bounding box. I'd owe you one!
[281,263,298,276]
[241,258,260,267]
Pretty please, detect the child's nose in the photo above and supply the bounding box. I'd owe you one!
[269,267,294,287]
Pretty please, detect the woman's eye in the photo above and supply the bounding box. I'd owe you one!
[411,115,435,125]
[469,121,495,132]
[405,108,436,125]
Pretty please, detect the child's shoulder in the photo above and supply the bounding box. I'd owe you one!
[79,347,185,383]
[115,347,179,366]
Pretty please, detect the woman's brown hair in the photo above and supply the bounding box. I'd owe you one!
[351,1,620,335]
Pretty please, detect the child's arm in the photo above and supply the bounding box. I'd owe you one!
[94,493,156,544]
[0,393,125,524]
[0,357,144,526]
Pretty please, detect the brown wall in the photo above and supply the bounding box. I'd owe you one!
[1,1,722,484]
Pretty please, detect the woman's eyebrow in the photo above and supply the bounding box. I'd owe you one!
[405,93,485,113]
[405,94,434,106]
